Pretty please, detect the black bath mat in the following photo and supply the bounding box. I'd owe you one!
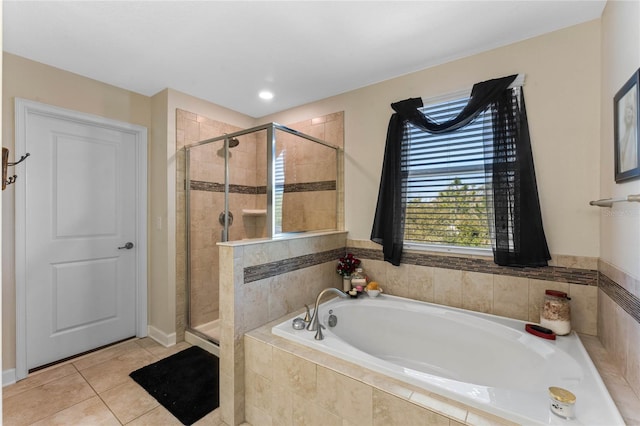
[129,346,219,425]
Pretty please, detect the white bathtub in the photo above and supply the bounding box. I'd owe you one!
[272,294,624,425]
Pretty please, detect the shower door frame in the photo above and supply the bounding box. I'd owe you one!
[183,122,340,344]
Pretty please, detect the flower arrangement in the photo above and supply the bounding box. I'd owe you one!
[336,253,360,277]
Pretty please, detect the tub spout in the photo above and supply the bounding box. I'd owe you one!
[307,287,349,340]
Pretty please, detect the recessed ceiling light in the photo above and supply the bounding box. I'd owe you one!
[259,90,274,100]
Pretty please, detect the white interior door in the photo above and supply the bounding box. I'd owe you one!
[15,99,147,376]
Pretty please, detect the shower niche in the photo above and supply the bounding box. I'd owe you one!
[182,119,341,344]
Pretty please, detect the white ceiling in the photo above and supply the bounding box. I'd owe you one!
[4,1,606,118]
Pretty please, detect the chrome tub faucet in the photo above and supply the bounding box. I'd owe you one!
[307,287,349,340]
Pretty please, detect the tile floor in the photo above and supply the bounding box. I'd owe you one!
[2,338,224,426]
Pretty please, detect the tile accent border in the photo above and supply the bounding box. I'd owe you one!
[190,179,336,195]
[190,180,260,195]
[244,248,344,283]
[599,272,640,325]
[243,245,599,287]
[347,247,598,286]
[280,180,336,192]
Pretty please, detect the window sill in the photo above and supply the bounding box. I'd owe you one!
[403,242,492,258]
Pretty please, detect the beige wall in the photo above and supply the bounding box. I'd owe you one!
[598,0,640,404]
[1,5,4,382]
[1,53,151,370]
[599,1,640,279]
[262,21,602,260]
[149,89,173,340]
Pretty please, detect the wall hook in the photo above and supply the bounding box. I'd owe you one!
[8,152,30,166]
[3,148,30,190]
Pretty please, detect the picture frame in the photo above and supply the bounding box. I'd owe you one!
[614,68,640,183]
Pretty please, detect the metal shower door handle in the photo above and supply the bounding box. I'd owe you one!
[118,242,134,250]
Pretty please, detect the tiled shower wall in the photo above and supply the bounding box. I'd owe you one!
[278,138,337,232]
[176,109,251,340]
[175,111,344,339]
[278,114,344,233]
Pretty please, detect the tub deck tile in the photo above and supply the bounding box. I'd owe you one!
[245,325,632,426]
[410,391,468,423]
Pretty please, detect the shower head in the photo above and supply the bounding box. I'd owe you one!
[227,137,240,148]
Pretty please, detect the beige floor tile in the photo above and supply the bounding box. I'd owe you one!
[134,337,165,353]
[100,380,159,424]
[4,339,206,426]
[79,346,157,393]
[193,408,223,425]
[137,338,192,359]
[2,363,77,399]
[3,372,96,425]
[30,396,120,426]
[125,405,184,426]
[73,339,142,371]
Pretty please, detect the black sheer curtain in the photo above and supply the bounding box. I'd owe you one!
[370,111,408,265]
[486,88,550,266]
[371,75,550,267]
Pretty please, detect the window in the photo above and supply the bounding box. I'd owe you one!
[402,95,491,249]
[274,150,285,233]
[373,76,548,266]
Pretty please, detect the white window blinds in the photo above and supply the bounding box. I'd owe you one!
[403,96,491,248]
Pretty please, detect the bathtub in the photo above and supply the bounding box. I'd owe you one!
[272,294,624,425]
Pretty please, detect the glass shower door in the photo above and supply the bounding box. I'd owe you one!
[185,140,224,343]
[185,130,267,343]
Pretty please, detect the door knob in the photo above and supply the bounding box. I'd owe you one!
[118,242,134,250]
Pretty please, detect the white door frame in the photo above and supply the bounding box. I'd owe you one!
[14,98,148,380]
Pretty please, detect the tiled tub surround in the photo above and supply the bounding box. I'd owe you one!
[222,235,640,424]
[246,322,509,426]
[246,316,639,426]
[218,231,348,426]
[271,295,624,425]
[345,241,599,335]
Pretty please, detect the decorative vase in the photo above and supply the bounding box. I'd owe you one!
[342,275,352,292]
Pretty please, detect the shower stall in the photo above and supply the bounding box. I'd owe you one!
[183,122,340,344]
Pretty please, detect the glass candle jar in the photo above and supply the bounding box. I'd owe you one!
[540,290,571,335]
[351,267,367,289]
[548,386,576,419]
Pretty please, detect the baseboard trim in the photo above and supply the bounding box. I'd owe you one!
[3,369,17,387]
[147,325,176,347]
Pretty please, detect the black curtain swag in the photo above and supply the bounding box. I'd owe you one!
[371,75,551,267]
